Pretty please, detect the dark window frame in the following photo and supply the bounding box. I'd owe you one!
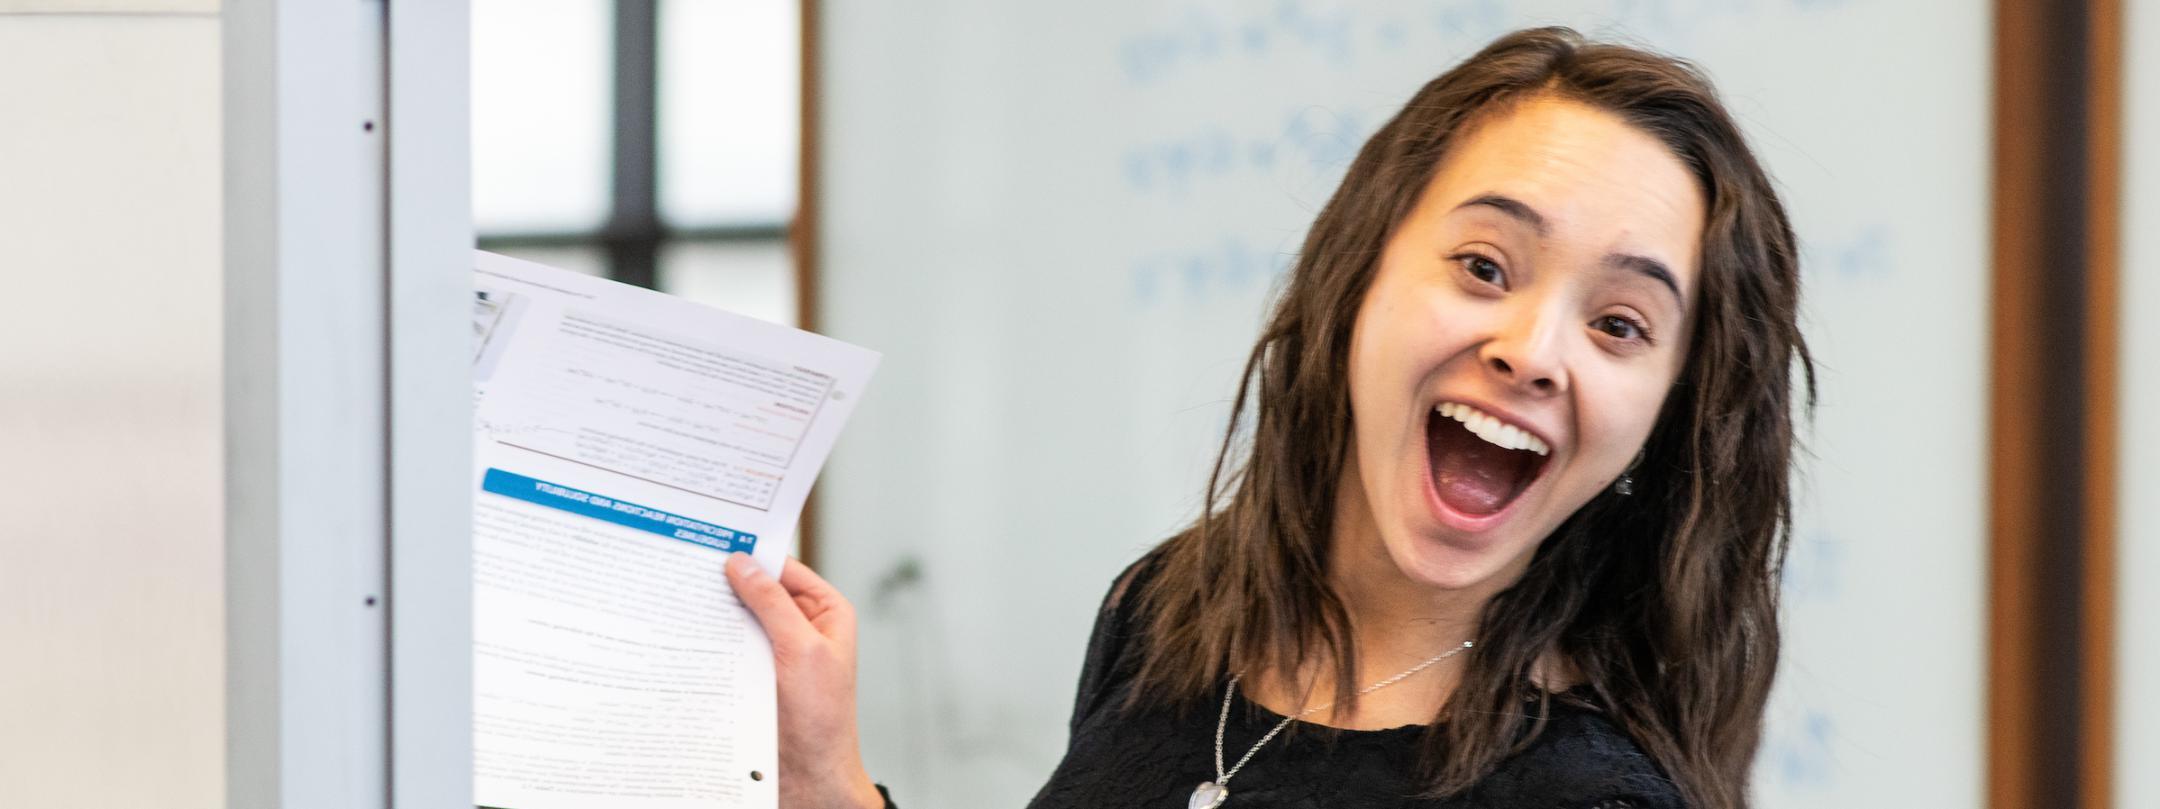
[476,0,792,290]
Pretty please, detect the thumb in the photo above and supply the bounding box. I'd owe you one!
[725,552,817,644]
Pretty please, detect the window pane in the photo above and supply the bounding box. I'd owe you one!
[472,0,613,235]
[483,244,610,279]
[658,0,799,228]
[657,240,795,327]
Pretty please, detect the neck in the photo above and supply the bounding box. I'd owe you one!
[1329,542,1485,661]
[1244,465,1553,729]
[1321,464,1576,698]
[1324,468,1501,669]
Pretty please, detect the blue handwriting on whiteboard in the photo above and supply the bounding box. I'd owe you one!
[1130,236,1298,307]
[1121,107,1370,200]
[1118,0,1510,86]
[1763,707,1837,791]
[1816,224,1893,280]
[1119,0,1859,85]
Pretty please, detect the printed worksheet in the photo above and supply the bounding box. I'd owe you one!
[470,250,879,809]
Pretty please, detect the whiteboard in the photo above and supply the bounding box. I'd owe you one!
[815,2,1992,807]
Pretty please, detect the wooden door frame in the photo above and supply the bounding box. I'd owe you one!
[1988,1,2120,807]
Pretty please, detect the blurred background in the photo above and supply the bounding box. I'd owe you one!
[2,1,2153,808]
[473,0,802,327]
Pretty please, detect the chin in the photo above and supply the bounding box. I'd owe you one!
[1380,522,1537,592]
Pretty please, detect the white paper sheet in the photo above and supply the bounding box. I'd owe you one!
[469,251,879,809]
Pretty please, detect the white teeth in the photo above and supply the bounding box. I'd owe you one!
[1433,401,1550,456]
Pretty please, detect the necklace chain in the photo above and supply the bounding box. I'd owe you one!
[1211,640,1475,785]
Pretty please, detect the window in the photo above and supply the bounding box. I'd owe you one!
[472,0,802,327]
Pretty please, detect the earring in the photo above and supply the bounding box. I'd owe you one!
[1614,449,1645,497]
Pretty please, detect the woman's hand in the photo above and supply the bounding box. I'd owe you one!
[724,552,885,809]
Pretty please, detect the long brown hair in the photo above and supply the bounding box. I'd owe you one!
[1130,27,1814,809]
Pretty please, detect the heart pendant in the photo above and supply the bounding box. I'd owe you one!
[1190,780,1229,809]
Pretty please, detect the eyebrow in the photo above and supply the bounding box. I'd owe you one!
[1455,194,1548,237]
[1602,253,1686,309]
[1453,193,1686,308]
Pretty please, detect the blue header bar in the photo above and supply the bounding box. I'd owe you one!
[481,468,757,554]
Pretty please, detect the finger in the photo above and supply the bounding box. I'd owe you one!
[776,556,839,598]
[778,557,856,638]
[725,552,818,642]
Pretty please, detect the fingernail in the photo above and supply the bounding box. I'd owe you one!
[729,552,761,577]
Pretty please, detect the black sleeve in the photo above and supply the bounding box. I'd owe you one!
[875,783,897,809]
[1467,709,1687,809]
[1065,552,1158,739]
[1579,793,1679,809]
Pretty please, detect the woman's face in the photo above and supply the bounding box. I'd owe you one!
[1342,94,1705,594]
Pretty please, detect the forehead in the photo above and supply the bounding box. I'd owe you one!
[1422,94,1707,285]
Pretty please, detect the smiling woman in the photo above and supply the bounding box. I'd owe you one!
[724,26,1812,809]
[1341,95,1706,591]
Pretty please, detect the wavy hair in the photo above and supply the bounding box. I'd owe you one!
[1130,27,1815,809]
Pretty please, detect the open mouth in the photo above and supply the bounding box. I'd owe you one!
[1426,402,1551,517]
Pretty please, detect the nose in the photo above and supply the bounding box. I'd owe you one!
[1479,304,1567,397]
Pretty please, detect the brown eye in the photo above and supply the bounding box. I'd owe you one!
[1593,314,1648,341]
[1453,254,1506,288]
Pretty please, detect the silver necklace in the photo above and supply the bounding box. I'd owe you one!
[1190,640,1474,809]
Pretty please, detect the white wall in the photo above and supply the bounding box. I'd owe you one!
[2117,2,2159,807]
[0,9,223,808]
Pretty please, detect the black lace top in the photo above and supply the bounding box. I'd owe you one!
[879,556,1686,809]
